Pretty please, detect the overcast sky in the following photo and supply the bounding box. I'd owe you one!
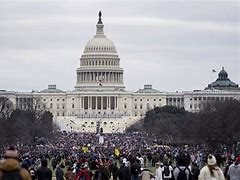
[0,0,239,92]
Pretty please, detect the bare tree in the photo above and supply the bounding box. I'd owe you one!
[0,97,13,120]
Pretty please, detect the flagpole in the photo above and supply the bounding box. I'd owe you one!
[211,69,216,90]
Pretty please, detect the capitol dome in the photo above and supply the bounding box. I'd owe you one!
[84,37,117,54]
[75,11,125,92]
[83,11,117,54]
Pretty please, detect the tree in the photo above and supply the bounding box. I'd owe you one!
[133,100,240,148]
[194,100,240,149]
[0,97,13,120]
[143,106,190,144]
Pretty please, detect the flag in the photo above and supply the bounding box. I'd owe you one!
[82,146,88,153]
[212,69,216,73]
[114,148,120,156]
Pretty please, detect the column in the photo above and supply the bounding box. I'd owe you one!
[101,96,103,110]
[115,97,117,109]
[103,72,105,82]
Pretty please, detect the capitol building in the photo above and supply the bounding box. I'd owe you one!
[1,12,240,133]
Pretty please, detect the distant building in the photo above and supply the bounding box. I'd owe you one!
[1,12,240,133]
[206,67,239,91]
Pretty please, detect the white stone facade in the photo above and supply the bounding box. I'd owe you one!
[1,13,240,133]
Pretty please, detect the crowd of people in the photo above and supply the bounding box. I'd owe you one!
[0,132,239,180]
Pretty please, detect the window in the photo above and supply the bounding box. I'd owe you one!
[72,98,75,101]
[57,104,59,109]
[43,99,46,101]
[124,104,127,109]
[159,99,161,101]
[140,99,142,101]
[62,113,65,116]
[57,112,59,116]
[57,99,59,101]
[50,103,53,109]
[140,104,143,109]
[62,105,65,109]
[72,104,75,108]
[190,104,192,109]
[50,99,52,101]
[62,99,65,101]
[153,99,156,101]
[134,105,137,109]
[134,99,137,101]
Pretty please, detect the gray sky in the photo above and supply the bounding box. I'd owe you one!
[0,0,239,92]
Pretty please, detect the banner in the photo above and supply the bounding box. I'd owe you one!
[82,146,88,153]
[114,148,120,156]
[99,135,104,144]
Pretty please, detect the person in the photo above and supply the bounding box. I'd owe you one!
[65,166,74,180]
[111,162,119,180]
[130,160,141,180]
[118,163,131,180]
[99,162,111,180]
[56,163,65,180]
[139,167,153,180]
[155,163,163,180]
[190,163,200,180]
[75,164,91,180]
[198,154,225,180]
[227,156,240,180]
[35,159,52,180]
[29,166,37,180]
[173,155,192,180]
[162,161,173,180]
[0,146,31,180]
